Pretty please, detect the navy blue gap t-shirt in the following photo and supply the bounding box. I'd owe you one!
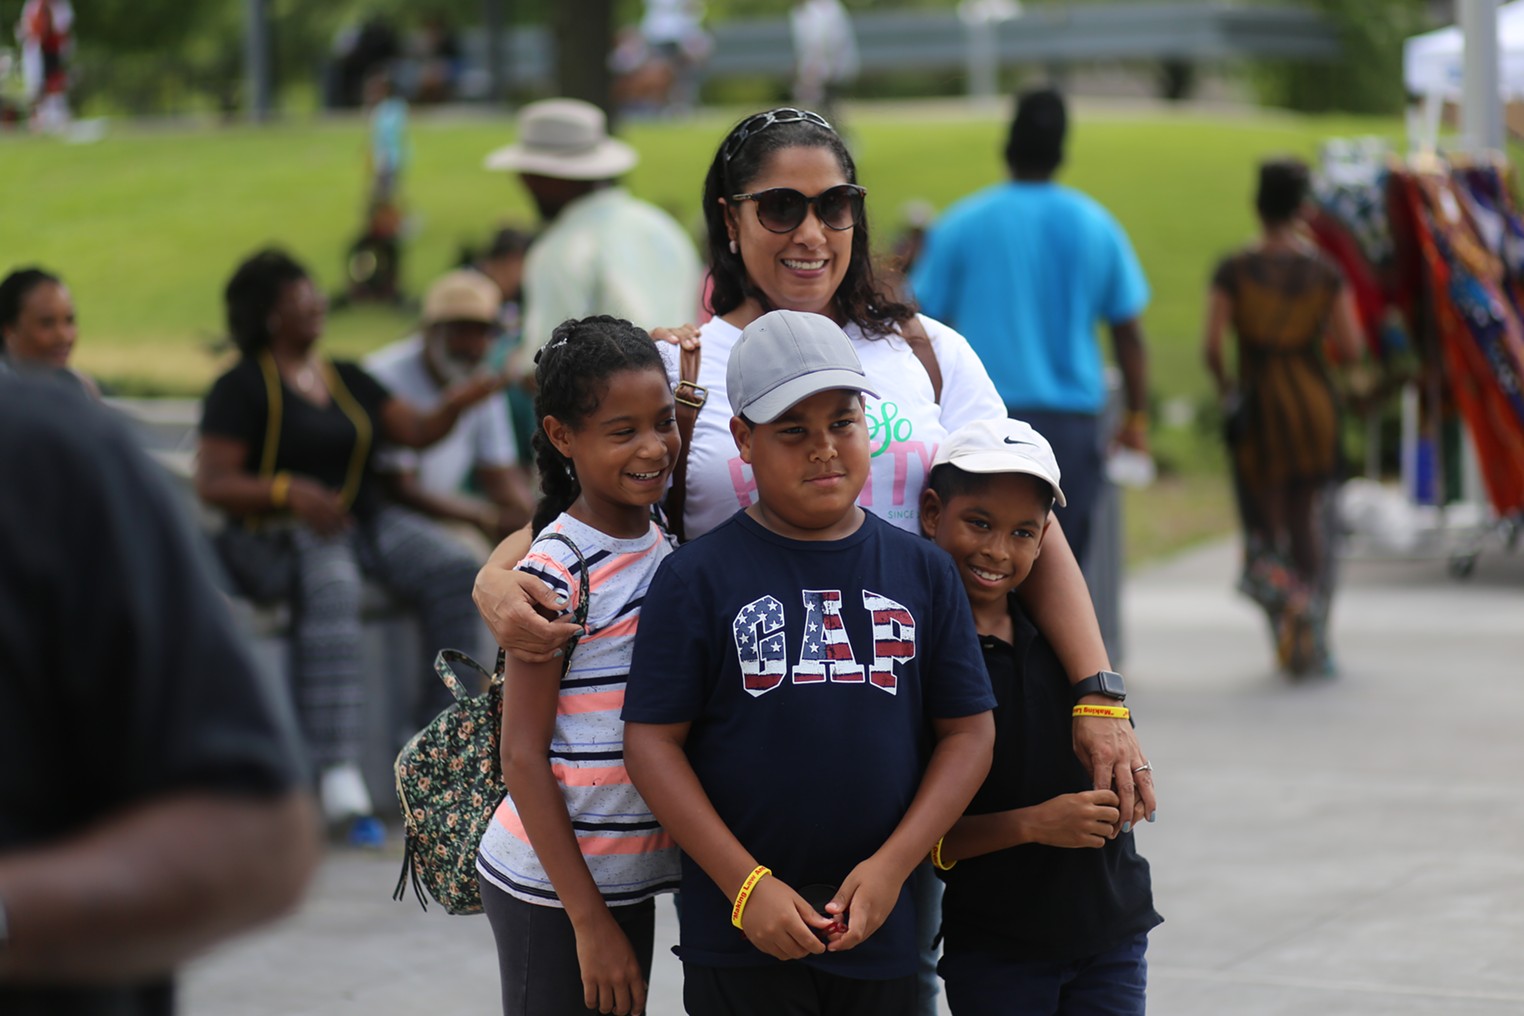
[624,510,994,979]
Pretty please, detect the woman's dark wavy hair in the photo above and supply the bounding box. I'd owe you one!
[530,315,666,535]
[224,248,310,357]
[1256,157,1311,227]
[0,267,62,334]
[701,108,915,337]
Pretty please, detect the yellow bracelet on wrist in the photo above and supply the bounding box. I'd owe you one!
[1073,704,1131,720]
[730,865,771,930]
[930,836,956,871]
[269,471,292,510]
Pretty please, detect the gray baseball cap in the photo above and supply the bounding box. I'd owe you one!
[727,310,878,423]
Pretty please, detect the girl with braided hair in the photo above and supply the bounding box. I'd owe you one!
[477,316,682,1016]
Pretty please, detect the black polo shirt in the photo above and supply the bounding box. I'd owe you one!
[938,596,1162,963]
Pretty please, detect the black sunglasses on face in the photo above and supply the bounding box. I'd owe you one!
[728,184,867,234]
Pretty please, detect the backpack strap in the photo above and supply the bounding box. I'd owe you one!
[664,341,704,544]
[900,315,942,405]
[492,529,592,679]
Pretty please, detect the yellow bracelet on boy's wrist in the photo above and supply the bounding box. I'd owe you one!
[730,865,771,930]
[930,836,956,871]
[1073,704,1131,720]
[269,471,293,509]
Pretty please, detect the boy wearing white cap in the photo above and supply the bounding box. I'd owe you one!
[919,418,1161,1016]
[624,310,995,1015]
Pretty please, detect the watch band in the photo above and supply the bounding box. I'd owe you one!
[1073,669,1126,701]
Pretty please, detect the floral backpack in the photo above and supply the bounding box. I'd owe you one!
[393,531,589,915]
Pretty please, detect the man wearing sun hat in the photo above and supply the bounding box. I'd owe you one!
[485,98,701,373]
[365,269,533,555]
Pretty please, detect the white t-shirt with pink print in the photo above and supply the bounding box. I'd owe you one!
[673,313,1006,540]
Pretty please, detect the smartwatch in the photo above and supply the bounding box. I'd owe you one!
[1073,669,1126,702]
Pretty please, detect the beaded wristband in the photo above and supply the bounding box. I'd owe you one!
[1073,704,1131,720]
[730,865,771,930]
[930,837,956,871]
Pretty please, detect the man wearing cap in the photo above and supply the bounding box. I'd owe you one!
[910,86,1151,567]
[485,98,702,374]
[365,270,532,555]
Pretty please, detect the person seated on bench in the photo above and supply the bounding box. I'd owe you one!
[365,269,533,560]
[195,247,499,848]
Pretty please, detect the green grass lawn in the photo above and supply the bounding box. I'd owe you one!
[0,100,1406,560]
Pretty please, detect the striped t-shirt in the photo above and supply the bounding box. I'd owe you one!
[477,513,681,907]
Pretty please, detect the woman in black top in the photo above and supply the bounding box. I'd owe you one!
[196,248,500,845]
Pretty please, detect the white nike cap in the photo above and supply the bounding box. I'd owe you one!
[932,417,1067,507]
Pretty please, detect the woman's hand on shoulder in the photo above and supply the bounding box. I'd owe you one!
[649,323,701,352]
[472,562,583,664]
[287,477,351,536]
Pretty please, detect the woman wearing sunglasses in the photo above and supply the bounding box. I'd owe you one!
[472,107,1158,1015]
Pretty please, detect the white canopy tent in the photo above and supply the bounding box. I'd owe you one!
[1404,0,1524,100]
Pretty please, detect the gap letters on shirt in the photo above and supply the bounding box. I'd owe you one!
[731,588,917,697]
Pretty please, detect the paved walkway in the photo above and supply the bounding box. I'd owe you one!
[182,538,1524,1015]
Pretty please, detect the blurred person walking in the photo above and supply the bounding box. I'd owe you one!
[1202,158,1363,677]
[0,373,319,1016]
[910,88,1151,567]
[640,0,710,115]
[366,269,533,558]
[15,0,71,132]
[485,98,701,372]
[790,0,858,122]
[196,248,499,847]
[0,266,97,397]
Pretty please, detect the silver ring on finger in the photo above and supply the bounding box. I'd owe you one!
[1132,761,1153,774]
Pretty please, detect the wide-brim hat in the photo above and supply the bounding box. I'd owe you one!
[484,98,638,180]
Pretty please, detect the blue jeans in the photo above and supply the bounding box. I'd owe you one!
[939,932,1149,1016]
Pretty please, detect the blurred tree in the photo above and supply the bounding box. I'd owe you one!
[1255,0,1432,114]
[553,0,616,117]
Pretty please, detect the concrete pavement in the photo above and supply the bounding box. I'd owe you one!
[182,537,1524,1015]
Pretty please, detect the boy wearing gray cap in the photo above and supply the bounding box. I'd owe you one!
[918,418,1161,1015]
[624,310,996,1015]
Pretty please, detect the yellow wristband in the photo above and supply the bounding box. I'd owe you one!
[269,471,292,510]
[930,836,956,871]
[1124,409,1149,431]
[730,865,771,930]
[1073,704,1131,720]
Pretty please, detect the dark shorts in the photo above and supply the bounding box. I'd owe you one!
[939,931,1149,1016]
[683,962,916,1016]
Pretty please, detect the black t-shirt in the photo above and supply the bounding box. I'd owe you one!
[199,356,393,519]
[938,597,1162,963]
[0,377,307,1016]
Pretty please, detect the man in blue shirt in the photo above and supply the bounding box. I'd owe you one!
[910,88,1150,566]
